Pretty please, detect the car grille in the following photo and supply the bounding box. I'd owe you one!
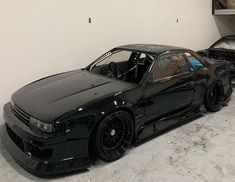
[12,104,30,125]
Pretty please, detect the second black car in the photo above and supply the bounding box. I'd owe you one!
[198,35,235,77]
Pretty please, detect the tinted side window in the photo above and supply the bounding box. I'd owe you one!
[152,53,189,80]
[185,52,204,70]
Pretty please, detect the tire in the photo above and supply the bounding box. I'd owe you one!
[94,111,134,162]
[204,83,223,112]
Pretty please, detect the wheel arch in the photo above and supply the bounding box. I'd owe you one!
[206,80,225,98]
[204,80,225,112]
[87,106,136,161]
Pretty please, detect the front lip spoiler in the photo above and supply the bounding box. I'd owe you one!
[2,123,48,176]
[2,123,90,177]
[2,103,91,177]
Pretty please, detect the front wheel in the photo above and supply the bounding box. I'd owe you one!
[204,83,223,112]
[94,111,134,162]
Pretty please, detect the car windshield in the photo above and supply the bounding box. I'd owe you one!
[88,50,153,84]
[212,38,235,51]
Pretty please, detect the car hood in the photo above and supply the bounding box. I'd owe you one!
[12,69,134,123]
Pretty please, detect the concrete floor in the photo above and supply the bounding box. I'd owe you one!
[0,92,235,182]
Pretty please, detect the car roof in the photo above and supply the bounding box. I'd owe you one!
[115,44,188,56]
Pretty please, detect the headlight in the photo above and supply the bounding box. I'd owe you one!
[30,117,54,133]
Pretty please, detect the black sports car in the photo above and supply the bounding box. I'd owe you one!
[198,35,235,77]
[2,44,233,176]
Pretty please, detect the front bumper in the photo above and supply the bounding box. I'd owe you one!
[2,103,90,176]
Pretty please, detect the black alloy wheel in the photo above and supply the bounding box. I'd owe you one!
[204,83,223,112]
[94,111,134,162]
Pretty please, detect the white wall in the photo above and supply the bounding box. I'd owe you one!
[0,0,234,124]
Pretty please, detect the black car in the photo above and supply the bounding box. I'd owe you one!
[2,44,233,176]
[198,35,235,77]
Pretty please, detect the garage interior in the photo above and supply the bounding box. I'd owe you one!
[0,0,235,181]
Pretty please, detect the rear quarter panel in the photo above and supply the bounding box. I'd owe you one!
[205,58,232,95]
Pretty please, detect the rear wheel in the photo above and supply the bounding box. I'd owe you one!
[94,111,134,162]
[204,83,223,112]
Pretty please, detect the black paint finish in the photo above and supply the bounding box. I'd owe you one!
[2,44,233,176]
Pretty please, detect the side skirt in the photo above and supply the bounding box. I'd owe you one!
[134,108,202,145]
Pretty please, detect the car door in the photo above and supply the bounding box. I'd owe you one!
[142,51,195,130]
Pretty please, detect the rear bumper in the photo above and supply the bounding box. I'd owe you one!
[2,103,90,176]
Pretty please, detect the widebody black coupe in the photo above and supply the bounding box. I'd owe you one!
[198,35,235,77]
[2,44,233,176]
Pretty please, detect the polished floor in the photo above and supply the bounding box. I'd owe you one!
[0,92,235,182]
